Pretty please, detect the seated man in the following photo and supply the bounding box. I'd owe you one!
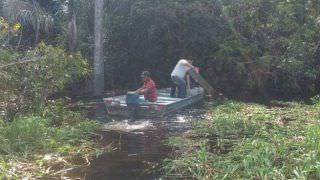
[137,71,157,102]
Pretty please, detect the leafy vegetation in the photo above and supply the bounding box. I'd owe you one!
[2,0,320,99]
[97,0,320,99]
[0,114,102,178]
[1,43,89,120]
[0,13,103,179]
[163,100,320,179]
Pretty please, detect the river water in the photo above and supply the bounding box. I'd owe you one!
[70,100,209,180]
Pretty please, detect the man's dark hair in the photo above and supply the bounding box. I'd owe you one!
[186,55,193,61]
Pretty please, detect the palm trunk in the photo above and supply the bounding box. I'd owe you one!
[67,14,77,52]
[34,19,40,45]
[93,0,105,97]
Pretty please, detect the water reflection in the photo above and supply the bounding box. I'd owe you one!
[85,126,168,180]
[80,101,208,180]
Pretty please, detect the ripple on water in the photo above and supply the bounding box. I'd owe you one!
[67,101,210,179]
[101,120,156,132]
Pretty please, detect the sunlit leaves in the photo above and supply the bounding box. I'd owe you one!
[12,22,21,33]
[0,17,21,44]
[0,17,9,33]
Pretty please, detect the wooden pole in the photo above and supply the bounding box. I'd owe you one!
[187,68,215,96]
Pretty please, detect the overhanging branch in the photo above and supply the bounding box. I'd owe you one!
[0,57,41,69]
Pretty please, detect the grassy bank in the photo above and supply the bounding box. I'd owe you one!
[0,102,107,179]
[0,44,110,178]
[163,100,320,179]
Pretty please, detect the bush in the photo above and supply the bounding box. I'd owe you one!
[163,101,320,179]
[41,100,86,127]
[0,43,89,120]
[0,117,48,155]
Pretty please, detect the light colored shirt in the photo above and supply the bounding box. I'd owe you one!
[171,59,190,79]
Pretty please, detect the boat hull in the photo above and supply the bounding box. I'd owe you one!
[103,88,204,118]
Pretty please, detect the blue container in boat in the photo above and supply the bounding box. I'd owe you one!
[126,91,140,120]
[125,91,140,105]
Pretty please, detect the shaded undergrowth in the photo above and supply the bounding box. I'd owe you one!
[163,100,320,179]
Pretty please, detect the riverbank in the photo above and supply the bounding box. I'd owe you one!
[163,99,320,179]
[0,104,111,179]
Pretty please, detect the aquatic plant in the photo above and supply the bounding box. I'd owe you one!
[163,100,320,179]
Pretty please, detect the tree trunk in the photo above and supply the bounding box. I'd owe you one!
[34,19,40,45]
[93,0,105,97]
[67,14,77,52]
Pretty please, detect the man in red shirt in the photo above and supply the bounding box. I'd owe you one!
[137,71,157,102]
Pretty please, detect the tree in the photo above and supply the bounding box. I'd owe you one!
[93,0,105,96]
[1,0,54,46]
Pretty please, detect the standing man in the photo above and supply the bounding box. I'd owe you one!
[170,57,195,98]
[137,71,158,102]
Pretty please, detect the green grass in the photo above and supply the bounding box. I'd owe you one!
[0,107,103,178]
[163,100,320,179]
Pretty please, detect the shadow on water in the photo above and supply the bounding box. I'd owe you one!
[72,99,209,180]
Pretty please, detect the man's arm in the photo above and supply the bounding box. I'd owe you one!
[139,86,152,94]
[139,81,155,94]
[186,74,191,89]
[182,60,195,69]
[195,67,200,73]
[136,87,142,92]
[137,86,144,94]
[137,84,148,94]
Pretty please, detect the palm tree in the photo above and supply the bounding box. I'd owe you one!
[1,0,54,45]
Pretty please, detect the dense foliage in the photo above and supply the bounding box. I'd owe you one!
[0,13,102,178]
[163,100,320,179]
[76,0,320,99]
[1,0,320,99]
[0,43,89,120]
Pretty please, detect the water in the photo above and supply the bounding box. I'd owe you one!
[70,100,208,179]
